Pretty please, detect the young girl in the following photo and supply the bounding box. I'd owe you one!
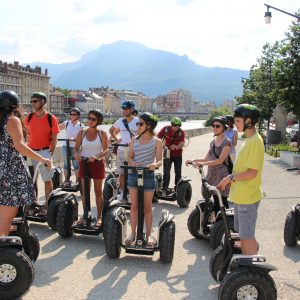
[125,112,162,247]
[75,109,108,228]
[185,116,231,212]
[0,90,51,236]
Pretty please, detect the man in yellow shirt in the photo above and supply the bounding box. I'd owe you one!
[218,104,264,255]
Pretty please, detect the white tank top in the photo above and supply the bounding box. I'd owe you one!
[81,131,103,158]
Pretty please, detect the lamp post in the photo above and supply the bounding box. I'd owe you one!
[264,3,300,24]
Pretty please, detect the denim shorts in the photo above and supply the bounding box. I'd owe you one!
[62,146,79,170]
[127,172,156,192]
[234,201,260,239]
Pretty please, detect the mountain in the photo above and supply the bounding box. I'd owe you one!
[30,41,249,103]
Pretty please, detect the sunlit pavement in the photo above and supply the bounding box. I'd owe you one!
[24,132,300,300]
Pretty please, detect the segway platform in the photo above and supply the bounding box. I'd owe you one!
[60,181,80,192]
[72,223,103,236]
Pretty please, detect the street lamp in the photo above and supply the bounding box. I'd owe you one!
[264,3,300,24]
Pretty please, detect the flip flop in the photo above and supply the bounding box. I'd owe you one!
[146,236,157,248]
[95,218,102,228]
[124,234,136,246]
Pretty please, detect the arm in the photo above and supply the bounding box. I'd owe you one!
[233,130,238,147]
[50,134,57,154]
[96,131,109,159]
[201,145,231,167]
[58,122,66,130]
[109,124,120,143]
[74,129,84,160]
[217,168,258,190]
[148,139,163,170]
[7,117,52,167]
[128,139,136,166]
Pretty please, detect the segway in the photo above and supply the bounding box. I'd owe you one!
[0,236,34,300]
[58,138,81,192]
[283,203,300,247]
[56,157,108,238]
[103,165,176,263]
[103,143,131,211]
[27,162,73,231]
[155,148,192,208]
[208,185,277,300]
[187,164,235,250]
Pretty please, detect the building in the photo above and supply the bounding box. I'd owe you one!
[76,91,103,113]
[49,88,65,115]
[165,89,193,113]
[0,60,50,113]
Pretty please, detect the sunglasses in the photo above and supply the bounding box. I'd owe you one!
[31,99,40,104]
[136,122,146,126]
[70,113,77,116]
[212,124,222,128]
[172,124,180,127]
[88,117,98,122]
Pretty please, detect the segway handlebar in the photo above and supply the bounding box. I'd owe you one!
[204,184,223,206]
[186,161,205,178]
[57,138,77,141]
[111,143,129,147]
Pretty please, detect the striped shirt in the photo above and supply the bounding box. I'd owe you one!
[133,137,156,167]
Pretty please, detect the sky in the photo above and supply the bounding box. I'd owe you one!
[0,0,299,71]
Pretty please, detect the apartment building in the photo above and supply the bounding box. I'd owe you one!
[49,89,65,115]
[0,61,50,112]
[76,91,103,113]
[165,89,193,113]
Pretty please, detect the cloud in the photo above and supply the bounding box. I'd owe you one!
[175,0,194,6]
[92,12,128,24]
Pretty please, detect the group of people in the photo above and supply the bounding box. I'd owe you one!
[0,89,264,255]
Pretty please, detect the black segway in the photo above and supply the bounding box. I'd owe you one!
[283,203,300,247]
[155,148,192,207]
[103,143,131,210]
[187,164,235,250]
[104,165,176,263]
[27,162,73,231]
[56,157,108,238]
[208,185,277,299]
[58,138,81,192]
[0,236,34,300]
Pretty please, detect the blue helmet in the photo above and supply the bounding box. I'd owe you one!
[121,100,135,109]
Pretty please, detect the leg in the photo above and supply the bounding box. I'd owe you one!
[80,178,86,211]
[44,180,53,207]
[163,158,172,190]
[62,145,68,182]
[93,179,104,223]
[0,206,18,236]
[173,156,182,187]
[240,239,259,255]
[128,188,138,236]
[144,191,154,239]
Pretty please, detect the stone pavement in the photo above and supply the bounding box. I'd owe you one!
[24,132,300,300]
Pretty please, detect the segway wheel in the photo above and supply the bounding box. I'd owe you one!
[0,248,34,300]
[284,210,298,247]
[159,221,175,264]
[47,199,60,230]
[56,202,74,238]
[209,245,224,283]
[103,207,122,259]
[22,230,40,263]
[176,181,192,208]
[209,217,234,250]
[219,269,277,300]
[103,173,116,206]
[187,208,203,239]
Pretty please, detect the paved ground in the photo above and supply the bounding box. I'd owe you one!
[23,132,300,300]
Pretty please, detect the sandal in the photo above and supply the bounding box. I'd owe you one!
[146,236,157,248]
[124,234,136,246]
[73,217,85,227]
[95,218,102,228]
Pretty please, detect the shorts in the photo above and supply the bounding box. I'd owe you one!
[31,149,53,182]
[116,149,128,175]
[62,146,79,170]
[234,201,260,239]
[127,171,156,192]
[78,159,105,179]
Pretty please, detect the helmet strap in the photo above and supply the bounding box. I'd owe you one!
[136,124,150,140]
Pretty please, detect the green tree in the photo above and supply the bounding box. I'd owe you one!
[205,106,232,126]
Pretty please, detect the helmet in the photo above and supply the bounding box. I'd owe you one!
[170,117,182,127]
[0,90,19,109]
[121,100,135,109]
[212,116,228,129]
[234,104,260,124]
[31,92,47,102]
[225,115,234,124]
[70,107,81,116]
[139,112,158,130]
[88,109,103,125]
[132,109,138,116]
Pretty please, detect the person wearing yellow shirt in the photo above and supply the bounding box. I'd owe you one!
[217,104,264,255]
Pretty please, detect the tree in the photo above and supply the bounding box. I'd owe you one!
[276,17,300,146]
[205,106,232,126]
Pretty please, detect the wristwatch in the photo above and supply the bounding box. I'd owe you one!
[229,174,235,182]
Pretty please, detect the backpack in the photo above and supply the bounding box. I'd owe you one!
[27,112,53,128]
[163,126,183,143]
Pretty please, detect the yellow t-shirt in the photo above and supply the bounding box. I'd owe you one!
[229,133,264,204]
